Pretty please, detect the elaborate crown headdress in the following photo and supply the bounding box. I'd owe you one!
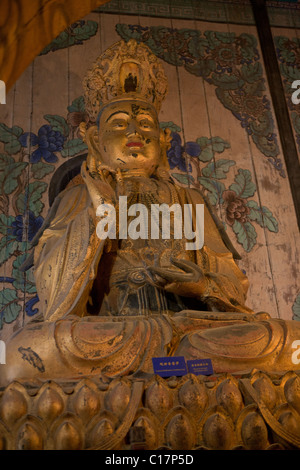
[83,40,168,122]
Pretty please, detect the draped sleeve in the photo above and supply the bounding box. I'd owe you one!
[33,183,105,321]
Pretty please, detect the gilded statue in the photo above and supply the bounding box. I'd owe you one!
[1,40,300,387]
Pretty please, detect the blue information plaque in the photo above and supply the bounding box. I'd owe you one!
[152,356,187,377]
[187,358,214,376]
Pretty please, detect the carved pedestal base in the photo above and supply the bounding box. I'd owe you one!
[1,370,300,450]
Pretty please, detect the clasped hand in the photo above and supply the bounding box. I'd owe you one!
[147,256,207,298]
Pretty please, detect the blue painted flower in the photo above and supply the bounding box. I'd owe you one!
[19,124,65,163]
[25,295,39,317]
[167,132,200,172]
[9,211,44,242]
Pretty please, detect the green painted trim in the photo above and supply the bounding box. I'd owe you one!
[94,0,300,27]
[94,0,251,25]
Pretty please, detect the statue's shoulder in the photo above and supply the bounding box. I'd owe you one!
[182,186,205,202]
[60,173,85,195]
[57,178,88,202]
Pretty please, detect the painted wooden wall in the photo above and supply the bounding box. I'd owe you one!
[0,0,299,343]
[270,5,300,321]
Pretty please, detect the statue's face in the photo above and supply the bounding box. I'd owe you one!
[96,100,161,176]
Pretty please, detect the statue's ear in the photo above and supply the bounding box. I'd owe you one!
[79,122,101,168]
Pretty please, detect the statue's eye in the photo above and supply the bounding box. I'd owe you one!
[138,119,152,129]
[112,120,127,129]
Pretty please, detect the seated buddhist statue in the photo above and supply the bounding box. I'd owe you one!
[1,40,299,387]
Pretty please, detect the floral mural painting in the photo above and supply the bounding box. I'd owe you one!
[274,36,300,153]
[116,24,285,177]
[0,97,88,328]
[164,122,278,254]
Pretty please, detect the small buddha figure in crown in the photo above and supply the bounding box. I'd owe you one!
[1,40,300,386]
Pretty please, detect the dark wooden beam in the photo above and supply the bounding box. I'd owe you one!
[251,0,300,229]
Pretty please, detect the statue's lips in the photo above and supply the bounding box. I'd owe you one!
[126,142,144,148]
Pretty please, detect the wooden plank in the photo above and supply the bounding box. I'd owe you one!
[271,25,300,165]
[238,20,300,321]
[251,0,300,228]
[68,11,102,106]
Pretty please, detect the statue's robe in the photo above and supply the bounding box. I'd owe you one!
[33,175,251,322]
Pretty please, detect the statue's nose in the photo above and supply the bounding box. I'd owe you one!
[126,121,140,137]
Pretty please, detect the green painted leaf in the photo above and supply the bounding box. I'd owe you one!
[211,73,244,90]
[16,181,48,217]
[229,169,256,198]
[160,122,181,133]
[196,137,230,162]
[0,215,16,235]
[197,137,210,148]
[215,31,236,44]
[116,23,142,43]
[40,31,69,55]
[31,162,55,179]
[252,133,279,159]
[292,293,300,321]
[204,30,222,47]
[202,159,235,179]
[274,36,296,63]
[198,145,214,162]
[0,123,23,138]
[247,200,278,232]
[185,58,217,78]
[241,62,263,83]
[0,237,19,265]
[72,20,98,40]
[44,114,69,137]
[12,254,37,293]
[239,33,258,59]
[171,173,194,185]
[232,220,257,252]
[280,64,300,82]
[4,139,22,155]
[67,96,85,113]
[0,288,22,328]
[0,161,27,195]
[210,137,230,153]
[0,123,23,154]
[198,177,225,205]
[188,35,209,58]
[61,138,88,157]
[0,153,14,168]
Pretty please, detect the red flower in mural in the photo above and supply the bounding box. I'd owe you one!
[223,190,250,225]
